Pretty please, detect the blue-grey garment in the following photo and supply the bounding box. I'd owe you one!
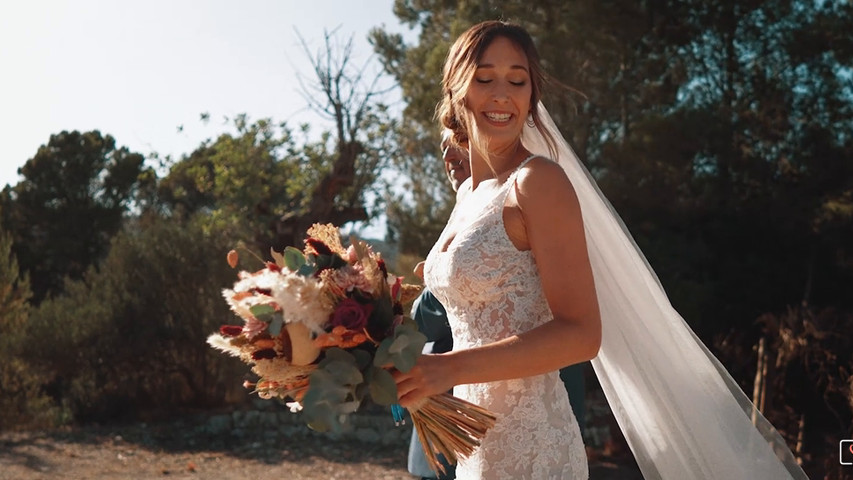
[408,289,456,479]
[560,362,587,432]
[406,289,587,479]
[413,289,453,351]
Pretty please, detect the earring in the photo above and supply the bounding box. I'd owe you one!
[526,114,536,128]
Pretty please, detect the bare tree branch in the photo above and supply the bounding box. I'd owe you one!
[275,28,393,247]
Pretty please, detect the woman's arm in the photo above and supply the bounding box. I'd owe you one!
[393,158,601,408]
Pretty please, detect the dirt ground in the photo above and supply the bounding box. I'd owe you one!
[0,419,643,480]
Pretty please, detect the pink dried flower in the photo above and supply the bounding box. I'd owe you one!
[345,245,359,264]
[327,265,375,296]
[243,316,268,340]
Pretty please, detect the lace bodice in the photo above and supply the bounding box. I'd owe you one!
[424,157,588,480]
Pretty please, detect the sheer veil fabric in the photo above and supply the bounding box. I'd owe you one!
[522,103,808,479]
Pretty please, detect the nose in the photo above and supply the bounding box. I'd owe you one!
[491,82,510,103]
[492,87,509,103]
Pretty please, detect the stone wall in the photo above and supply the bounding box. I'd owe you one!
[199,400,613,450]
[201,400,411,447]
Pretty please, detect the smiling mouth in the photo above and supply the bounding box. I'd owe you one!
[484,112,512,123]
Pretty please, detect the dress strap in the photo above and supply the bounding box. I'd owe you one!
[499,154,539,204]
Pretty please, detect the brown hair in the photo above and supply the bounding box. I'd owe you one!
[436,20,558,158]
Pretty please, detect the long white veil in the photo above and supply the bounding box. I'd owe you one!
[522,103,808,479]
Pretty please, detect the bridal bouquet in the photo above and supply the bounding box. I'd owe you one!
[207,223,495,473]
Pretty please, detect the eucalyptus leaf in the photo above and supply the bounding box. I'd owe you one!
[316,348,363,388]
[268,315,283,336]
[352,349,372,370]
[354,382,368,403]
[372,324,427,373]
[320,347,356,366]
[392,345,419,373]
[250,304,276,319]
[302,369,351,433]
[388,335,411,355]
[338,400,361,415]
[394,325,427,372]
[297,263,317,277]
[400,316,418,330]
[324,360,363,386]
[284,246,306,271]
[373,337,393,368]
[368,366,398,406]
[303,397,337,433]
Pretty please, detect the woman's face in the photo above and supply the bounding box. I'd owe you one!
[463,36,532,151]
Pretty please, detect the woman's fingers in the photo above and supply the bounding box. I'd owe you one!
[390,354,451,407]
[392,366,427,407]
[398,389,426,409]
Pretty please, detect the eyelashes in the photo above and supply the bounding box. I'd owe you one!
[474,78,527,86]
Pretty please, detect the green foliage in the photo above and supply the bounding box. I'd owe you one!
[283,246,307,271]
[366,366,398,406]
[302,348,364,432]
[373,317,427,373]
[159,32,397,254]
[715,306,853,471]
[157,117,303,247]
[300,318,426,433]
[158,113,392,253]
[0,223,57,430]
[0,222,30,353]
[382,125,456,257]
[371,0,685,257]
[376,2,852,473]
[24,214,241,422]
[0,130,155,303]
[0,30,398,430]
[374,0,853,329]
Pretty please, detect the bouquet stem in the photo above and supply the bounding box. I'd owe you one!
[409,393,497,475]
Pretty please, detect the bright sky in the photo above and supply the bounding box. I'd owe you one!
[0,0,413,191]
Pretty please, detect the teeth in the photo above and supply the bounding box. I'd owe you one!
[485,112,511,122]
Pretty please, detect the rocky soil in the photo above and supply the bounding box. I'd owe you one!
[0,410,642,480]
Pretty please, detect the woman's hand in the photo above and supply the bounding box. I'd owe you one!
[391,353,456,409]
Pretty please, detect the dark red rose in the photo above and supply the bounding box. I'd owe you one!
[251,287,272,296]
[220,325,243,337]
[251,349,277,360]
[265,261,281,272]
[305,238,333,255]
[330,298,374,331]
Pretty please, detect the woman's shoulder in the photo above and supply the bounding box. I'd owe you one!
[516,156,574,192]
[513,155,580,213]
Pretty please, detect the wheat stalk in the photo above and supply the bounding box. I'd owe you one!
[409,392,497,475]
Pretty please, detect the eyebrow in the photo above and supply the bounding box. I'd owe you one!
[476,63,529,72]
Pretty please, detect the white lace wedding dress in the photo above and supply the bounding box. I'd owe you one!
[424,156,588,480]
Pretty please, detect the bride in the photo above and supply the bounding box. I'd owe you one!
[392,20,808,480]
